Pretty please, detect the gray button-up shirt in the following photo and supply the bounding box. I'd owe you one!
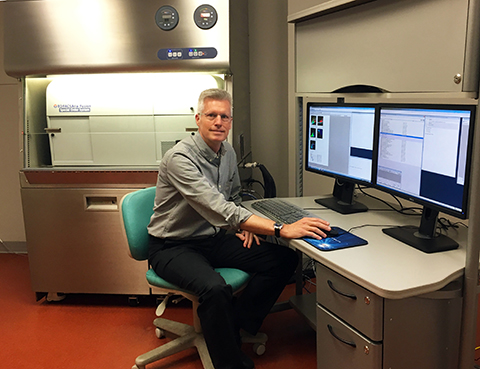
[147,133,253,239]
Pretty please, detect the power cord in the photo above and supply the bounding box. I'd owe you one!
[357,185,422,215]
[356,185,469,236]
[437,217,468,232]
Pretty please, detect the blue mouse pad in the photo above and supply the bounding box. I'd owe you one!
[302,226,368,251]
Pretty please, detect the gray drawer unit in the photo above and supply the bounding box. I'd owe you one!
[317,304,382,369]
[316,262,463,369]
[316,263,383,341]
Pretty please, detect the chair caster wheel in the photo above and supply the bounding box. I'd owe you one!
[253,343,266,356]
[155,327,165,338]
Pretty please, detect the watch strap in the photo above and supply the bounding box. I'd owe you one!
[274,222,283,237]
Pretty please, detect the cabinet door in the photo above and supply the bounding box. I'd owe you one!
[295,0,476,93]
[22,187,150,295]
[383,293,462,369]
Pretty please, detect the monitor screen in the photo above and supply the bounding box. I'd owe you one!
[305,103,376,214]
[376,103,476,252]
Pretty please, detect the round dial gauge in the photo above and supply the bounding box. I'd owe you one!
[194,5,217,30]
[155,6,179,31]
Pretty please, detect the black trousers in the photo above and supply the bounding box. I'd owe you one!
[148,231,299,369]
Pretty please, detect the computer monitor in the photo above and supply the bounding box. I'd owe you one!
[305,103,377,214]
[375,103,476,253]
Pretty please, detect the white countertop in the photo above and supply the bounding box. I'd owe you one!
[244,195,468,300]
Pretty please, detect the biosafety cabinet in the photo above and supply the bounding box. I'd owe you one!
[3,0,251,299]
[45,74,220,166]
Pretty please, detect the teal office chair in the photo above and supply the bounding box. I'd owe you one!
[120,187,267,369]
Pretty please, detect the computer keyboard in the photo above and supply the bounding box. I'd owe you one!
[250,198,316,224]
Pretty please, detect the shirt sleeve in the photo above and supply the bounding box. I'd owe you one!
[164,152,252,229]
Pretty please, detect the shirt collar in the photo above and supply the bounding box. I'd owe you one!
[192,132,226,164]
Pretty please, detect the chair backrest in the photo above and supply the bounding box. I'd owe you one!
[120,186,156,261]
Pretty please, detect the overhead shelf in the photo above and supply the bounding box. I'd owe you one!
[287,0,373,23]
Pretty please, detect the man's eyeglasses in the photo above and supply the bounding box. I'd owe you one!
[201,113,233,123]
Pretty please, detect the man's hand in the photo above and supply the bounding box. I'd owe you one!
[280,217,331,240]
[235,230,261,249]
[240,214,331,241]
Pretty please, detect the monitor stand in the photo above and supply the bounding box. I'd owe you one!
[315,197,368,215]
[315,180,368,215]
[382,207,458,253]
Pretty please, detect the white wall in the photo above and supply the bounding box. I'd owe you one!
[0,3,26,252]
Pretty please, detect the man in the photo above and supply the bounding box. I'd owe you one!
[148,88,331,369]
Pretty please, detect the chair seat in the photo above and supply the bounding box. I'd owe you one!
[146,267,251,294]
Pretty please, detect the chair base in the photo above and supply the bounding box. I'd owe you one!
[133,317,213,369]
[133,318,269,369]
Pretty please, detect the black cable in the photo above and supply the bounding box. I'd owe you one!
[347,224,403,233]
[357,185,422,215]
[347,219,467,240]
[240,162,277,199]
[437,217,468,231]
[237,151,252,167]
[247,179,265,192]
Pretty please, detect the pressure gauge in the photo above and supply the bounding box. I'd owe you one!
[155,6,179,31]
[194,5,217,30]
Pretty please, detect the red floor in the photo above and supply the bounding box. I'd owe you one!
[3,253,480,368]
[0,254,316,369]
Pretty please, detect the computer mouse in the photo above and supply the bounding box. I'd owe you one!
[323,227,339,237]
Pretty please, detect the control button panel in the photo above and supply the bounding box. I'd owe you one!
[194,5,217,29]
[158,47,218,60]
[155,5,179,31]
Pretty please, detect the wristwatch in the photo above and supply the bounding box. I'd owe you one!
[273,222,284,237]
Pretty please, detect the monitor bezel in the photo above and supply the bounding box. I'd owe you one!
[374,102,476,220]
[304,101,378,187]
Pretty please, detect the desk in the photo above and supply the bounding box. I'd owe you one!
[244,195,468,369]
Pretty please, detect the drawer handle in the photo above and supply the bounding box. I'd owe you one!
[327,324,356,348]
[327,280,357,300]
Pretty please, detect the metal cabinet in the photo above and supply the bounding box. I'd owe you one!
[293,0,480,94]
[316,263,463,369]
[21,172,153,299]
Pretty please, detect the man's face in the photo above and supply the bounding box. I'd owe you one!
[195,98,232,152]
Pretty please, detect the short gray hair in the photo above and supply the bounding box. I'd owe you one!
[197,88,232,115]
